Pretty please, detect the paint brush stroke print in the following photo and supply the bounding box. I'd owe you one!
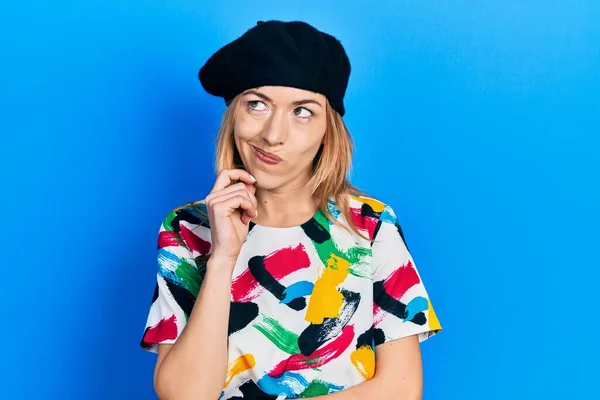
[141,193,442,399]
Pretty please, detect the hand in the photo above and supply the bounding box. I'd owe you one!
[205,169,258,265]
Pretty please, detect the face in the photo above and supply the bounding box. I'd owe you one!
[234,86,328,191]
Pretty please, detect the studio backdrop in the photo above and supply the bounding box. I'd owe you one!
[1,1,598,399]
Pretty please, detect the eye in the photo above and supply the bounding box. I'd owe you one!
[247,100,267,112]
[294,107,314,120]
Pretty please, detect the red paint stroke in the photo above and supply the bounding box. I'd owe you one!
[231,269,258,302]
[349,207,378,239]
[263,245,311,275]
[384,260,420,299]
[158,231,180,249]
[142,314,178,345]
[373,260,420,325]
[232,244,311,302]
[372,307,384,327]
[268,325,355,378]
[179,224,211,256]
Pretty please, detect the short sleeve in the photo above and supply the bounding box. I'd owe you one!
[140,207,208,353]
[371,204,442,345]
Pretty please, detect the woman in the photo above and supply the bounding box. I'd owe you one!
[140,20,442,400]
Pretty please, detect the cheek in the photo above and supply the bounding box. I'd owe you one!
[290,130,325,161]
[234,114,263,140]
[299,121,326,149]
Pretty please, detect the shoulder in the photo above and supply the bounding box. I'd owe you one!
[347,191,398,217]
[345,193,410,253]
[335,192,402,241]
[157,200,212,257]
[161,199,210,231]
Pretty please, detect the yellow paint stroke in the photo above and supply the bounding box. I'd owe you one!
[350,346,376,380]
[428,299,442,331]
[224,354,255,388]
[356,197,385,213]
[305,254,351,324]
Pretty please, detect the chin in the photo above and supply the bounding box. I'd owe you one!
[252,172,283,190]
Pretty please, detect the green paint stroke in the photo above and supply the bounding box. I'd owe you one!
[175,258,203,298]
[348,262,372,279]
[162,211,177,231]
[345,246,371,265]
[300,380,330,398]
[253,315,300,355]
[313,211,372,276]
[311,211,337,266]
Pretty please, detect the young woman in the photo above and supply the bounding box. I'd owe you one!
[140,20,442,400]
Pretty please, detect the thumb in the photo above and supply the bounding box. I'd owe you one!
[245,182,257,195]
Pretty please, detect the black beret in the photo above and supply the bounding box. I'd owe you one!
[198,20,351,116]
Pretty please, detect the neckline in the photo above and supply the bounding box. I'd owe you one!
[248,207,324,231]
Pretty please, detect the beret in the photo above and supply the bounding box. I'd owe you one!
[198,20,351,116]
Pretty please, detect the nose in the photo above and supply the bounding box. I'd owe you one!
[261,109,289,146]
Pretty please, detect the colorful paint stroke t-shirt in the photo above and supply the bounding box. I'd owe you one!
[140,193,442,399]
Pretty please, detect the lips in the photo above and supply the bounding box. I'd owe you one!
[252,145,282,165]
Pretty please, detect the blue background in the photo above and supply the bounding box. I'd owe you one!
[1,1,599,399]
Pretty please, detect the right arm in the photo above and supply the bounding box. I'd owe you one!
[154,257,235,400]
[150,169,258,400]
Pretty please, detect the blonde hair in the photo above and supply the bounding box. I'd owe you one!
[208,94,370,240]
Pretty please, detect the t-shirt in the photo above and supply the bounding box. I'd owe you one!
[140,193,442,399]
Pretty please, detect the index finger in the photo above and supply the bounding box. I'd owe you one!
[210,169,256,193]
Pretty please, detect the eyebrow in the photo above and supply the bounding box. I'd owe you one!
[242,90,323,108]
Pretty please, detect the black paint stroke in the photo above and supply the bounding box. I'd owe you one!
[248,255,305,311]
[238,380,278,400]
[297,289,361,356]
[170,207,206,231]
[356,325,386,348]
[228,301,259,336]
[301,217,330,244]
[165,278,195,318]
[151,283,159,304]
[373,280,425,325]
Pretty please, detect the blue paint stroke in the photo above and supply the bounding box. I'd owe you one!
[327,199,341,220]
[258,371,345,398]
[404,296,429,322]
[257,371,311,398]
[157,248,183,284]
[280,281,314,304]
[379,205,397,224]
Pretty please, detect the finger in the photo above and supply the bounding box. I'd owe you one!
[242,183,258,213]
[210,169,256,193]
[209,190,257,219]
[246,182,257,195]
[207,182,249,201]
[212,195,256,224]
[234,185,258,213]
[234,189,258,219]
[240,212,251,225]
[206,184,257,215]
[248,187,258,213]
[232,189,258,220]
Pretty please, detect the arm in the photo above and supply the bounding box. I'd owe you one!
[311,334,423,400]
[149,170,258,399]
[154,257,234,400]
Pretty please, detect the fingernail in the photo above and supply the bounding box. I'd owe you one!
[250,174,256,182]
[255,209,259,218]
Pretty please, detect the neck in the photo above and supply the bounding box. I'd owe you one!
[254,178,319,228]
